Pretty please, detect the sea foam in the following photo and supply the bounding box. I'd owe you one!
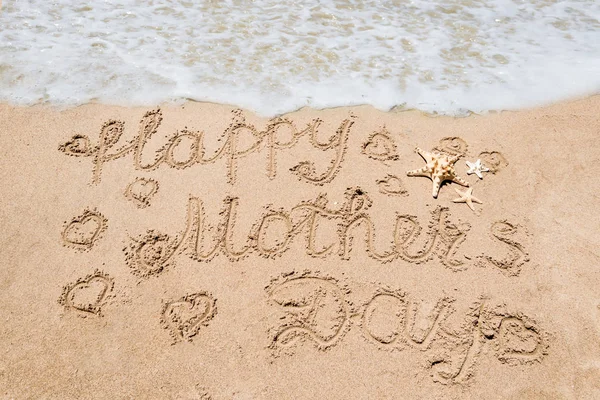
[0,0,599,116]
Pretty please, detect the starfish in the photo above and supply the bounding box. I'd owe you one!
[406,147,469,198]
[465,159,490,179]
[452,187,482,211]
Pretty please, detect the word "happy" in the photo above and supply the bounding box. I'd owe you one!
[59,109,353,185]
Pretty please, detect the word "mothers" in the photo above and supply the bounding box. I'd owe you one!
[124,188,529,278]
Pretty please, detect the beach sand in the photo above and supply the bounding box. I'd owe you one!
[0,96,599,399]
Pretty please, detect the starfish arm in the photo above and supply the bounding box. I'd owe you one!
[475,170,483,179]
[453,187,479,211]
[415,147,433,163]
[451,175,470,187]
[407,167,430,177]
[465,199,475,211]
[432,175,442,198]
[449,154,461,164]
[481,166,490,172]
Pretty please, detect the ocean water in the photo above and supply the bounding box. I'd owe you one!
[0,0,599,116]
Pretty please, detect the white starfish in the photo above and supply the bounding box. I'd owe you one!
[453,187,482,211]
[465,159,489,179]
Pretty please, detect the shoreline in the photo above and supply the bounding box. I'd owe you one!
[1,92,598,119]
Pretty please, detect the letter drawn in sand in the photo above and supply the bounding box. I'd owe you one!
[59,110,165,184]
[430,302,549,385]
[266,273,351,352]
[59,119,128,184]
[132,109,166,171]
[376,174,408,196]
[125,177,159,208]
[478,151,508,173]
[290,118,354,186]
[161,292,217,343]
[253,209,294,257]
[477,221,529,276]
[434,137,469,156]
[163,130,203,170]
[361,289,451,351]
[58,271,113,316]
[402,297,452,350]
[393,207,471,270]
[262,117,320,180]
[335,187,398,262]
[361,128,399,162]
[429,302,487,385]
[61,209,108,251]
[212,111,263,185]
[362,290,407,348]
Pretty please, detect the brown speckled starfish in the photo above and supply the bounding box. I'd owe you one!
[406,147,469,198]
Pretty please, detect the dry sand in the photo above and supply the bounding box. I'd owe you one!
[0,97,599,399]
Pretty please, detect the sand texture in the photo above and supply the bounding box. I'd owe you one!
[0,97,599,399]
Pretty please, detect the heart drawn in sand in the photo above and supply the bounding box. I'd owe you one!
[497,317,543,358]
[162,293,217,342]
[362,129,399,162]
[125,178,159,208]
[62,210,107,251]
[478,151,508,173]
[59,135,93,157]
[434,136,468,156]
[60,272,113,315]
[376,174,408,196]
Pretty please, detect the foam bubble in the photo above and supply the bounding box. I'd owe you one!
[0,0,598,115]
